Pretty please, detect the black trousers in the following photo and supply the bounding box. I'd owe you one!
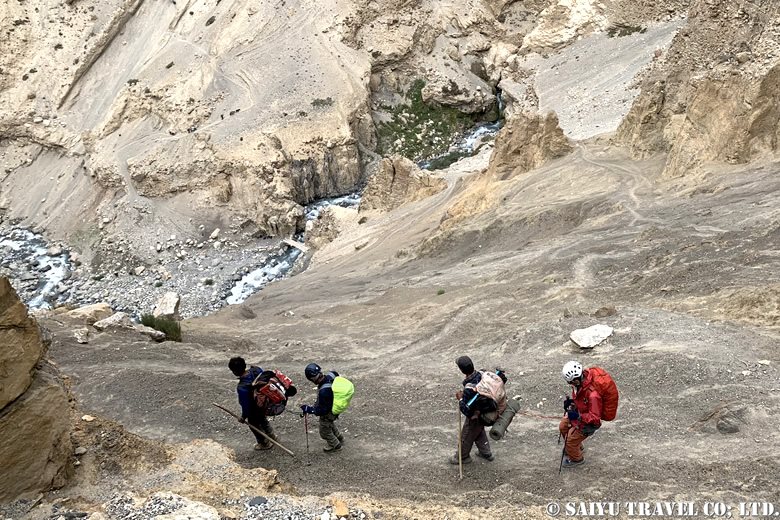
[246,408,275,445]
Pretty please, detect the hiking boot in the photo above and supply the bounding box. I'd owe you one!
[476,452,495,462]
[562,457,585,468]
[323,443,342,453]
[449,455,473,465]
[337,435,345,444]
[254,443,273,451]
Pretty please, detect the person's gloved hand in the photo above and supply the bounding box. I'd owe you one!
[238,416,246,424]
[563,398,575,411]
[567,408,580,421]
[300,405,315,415]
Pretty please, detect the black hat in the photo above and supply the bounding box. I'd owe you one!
[456,356,474,375]
[305,363,322,380]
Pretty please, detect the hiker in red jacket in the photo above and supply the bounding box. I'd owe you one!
[559,360,602,468]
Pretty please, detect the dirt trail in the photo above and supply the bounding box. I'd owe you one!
[47,143,780,508]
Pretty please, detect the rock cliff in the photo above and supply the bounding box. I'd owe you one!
[616,0,780,178]
[0,278,71,502]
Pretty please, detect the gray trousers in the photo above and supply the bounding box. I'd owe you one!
[319,412,342,447]
[460,415,491,458]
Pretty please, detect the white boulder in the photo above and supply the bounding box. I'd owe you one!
[153,292,181,321]
[570,324,613,349]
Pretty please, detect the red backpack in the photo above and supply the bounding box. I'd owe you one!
[253,370,296,416]
[588,367,619,421]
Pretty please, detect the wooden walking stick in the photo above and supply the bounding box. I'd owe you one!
[457,405,463,480]
[212,403,296,457]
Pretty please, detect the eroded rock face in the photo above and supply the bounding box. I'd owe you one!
[0,278,45,409]
[360,156,447,213]
[616,0,780,177]
[0,366,72,502]
[487,111,572,181]
[0,277,71,502]
[0,0,373,253]
[662,66,780,178]
[521,0,608,52]
[421,76,495,114]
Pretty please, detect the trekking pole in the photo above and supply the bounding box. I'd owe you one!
[212,403,295,457]
[457,405,463,481]
[303,412,311,466]
[558,431,567,474]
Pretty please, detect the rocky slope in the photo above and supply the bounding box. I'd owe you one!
[617,0,780,178]
[3,0,780,517]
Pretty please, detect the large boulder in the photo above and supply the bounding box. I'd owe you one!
[65,302,114,325]
[0,276,71,502]
[93,312,134,331]
[360,156,447,213]
[0,366,72,502]
[153,292,181,321]
[0,278,45,409]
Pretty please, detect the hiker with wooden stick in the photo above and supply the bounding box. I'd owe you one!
[449,356,507,465]
[559,360,619,468]
[228,356,291,451]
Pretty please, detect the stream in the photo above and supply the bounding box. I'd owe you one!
[1,95,503,314]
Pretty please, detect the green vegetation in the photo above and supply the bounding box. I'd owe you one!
[424,150,472,171]
[203,278,214,286]
[607,23,646,38]
[437,288,446,296]
[140,313,182,342]
[376,79,486,162]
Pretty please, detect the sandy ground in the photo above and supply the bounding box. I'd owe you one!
[46,142,780,510]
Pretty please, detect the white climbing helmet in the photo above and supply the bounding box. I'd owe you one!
[562,361,583,382]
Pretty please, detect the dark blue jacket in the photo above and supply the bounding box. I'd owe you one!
[312,371,339,416]
[237,365,263,418]
[460,371,498,418]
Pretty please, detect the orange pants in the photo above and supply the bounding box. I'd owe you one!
[559,418,588,461]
